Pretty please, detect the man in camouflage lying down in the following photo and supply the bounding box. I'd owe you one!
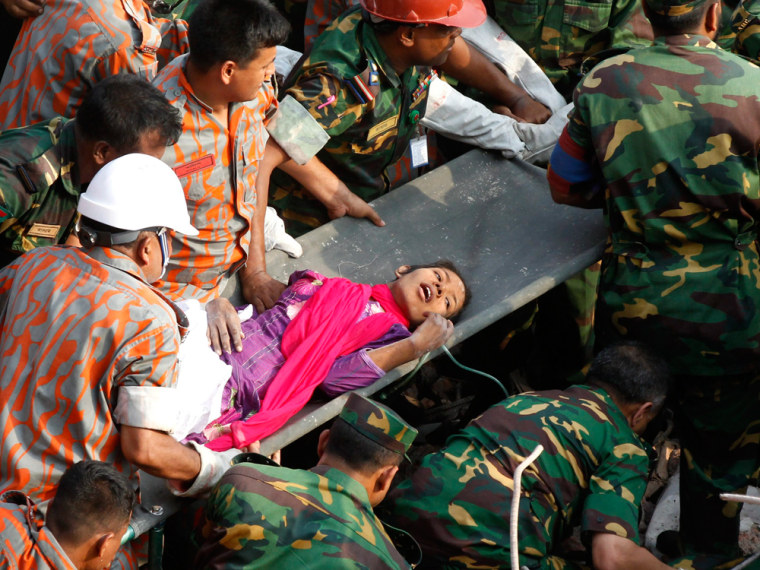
[383,342,672,569]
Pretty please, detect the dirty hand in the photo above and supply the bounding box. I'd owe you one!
[410,312,454,357]
[241,270,286,314]
[326,185,385,228]
[206,298,244,355]
[242,440,282,465]
[495,95,552,125]
[1,0,44,17]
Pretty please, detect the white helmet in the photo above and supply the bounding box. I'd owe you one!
[78,153,198,236]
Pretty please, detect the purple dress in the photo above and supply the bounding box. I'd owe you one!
[196,270,410,439]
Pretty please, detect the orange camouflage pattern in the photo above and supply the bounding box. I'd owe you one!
[0,246,184,506]
[0,0,188,130]
[0,492,76,569]
[153,55,278,302]
[303,0,357,52]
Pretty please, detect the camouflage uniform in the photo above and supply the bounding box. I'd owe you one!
[270,7,433,236]
[0,246,186,507]
[731,0,760,62]
[0,0,188,130]
[0,118,80,268]
[303,0,357,51]
[0,491,76,569]
[487,0,640,99]
[548,30,760,556]
[193,394,417,569]
[384,386,650,569]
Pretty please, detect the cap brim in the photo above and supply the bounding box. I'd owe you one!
[436,0,486,28]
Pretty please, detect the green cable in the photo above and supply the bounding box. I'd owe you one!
[378,352,431,401]
[380,346,509,401]
[441,346,509,399]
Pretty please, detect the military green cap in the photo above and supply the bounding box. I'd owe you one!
[645,0,709,17]
[339,394,418,456]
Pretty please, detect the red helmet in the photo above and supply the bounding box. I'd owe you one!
[360,0,486,28]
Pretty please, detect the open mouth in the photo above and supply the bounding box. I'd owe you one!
[421,283,432,302]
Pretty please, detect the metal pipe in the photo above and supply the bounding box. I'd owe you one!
[510,444,544,570]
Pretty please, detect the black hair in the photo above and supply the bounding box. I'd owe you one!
[586,341,671,412]
[188,0,290,72]
[646,0,714,33]
[325,418,403,474]
[76,74,182,150]
[398,259,472,320]
[46,460,135,545]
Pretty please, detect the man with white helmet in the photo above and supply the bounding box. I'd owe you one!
[0,154,240,568]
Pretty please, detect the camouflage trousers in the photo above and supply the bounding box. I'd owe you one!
[675,371,760,557]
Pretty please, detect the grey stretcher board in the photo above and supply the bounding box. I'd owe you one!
[133,149,606,535]
[258,149,606,454]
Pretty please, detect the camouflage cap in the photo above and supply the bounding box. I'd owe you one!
[339,394,418,456]
[644,0,710,17]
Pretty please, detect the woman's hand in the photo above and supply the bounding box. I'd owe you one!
[241,440,281,465]
[409,312,454,357]
[206,298,244,355]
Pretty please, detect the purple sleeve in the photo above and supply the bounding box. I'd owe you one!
[320,323,411,396]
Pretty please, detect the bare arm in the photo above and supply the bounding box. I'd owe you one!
[591,533,671,570]
[238,140,288,313]
[440,36,551,124]
[120,425,201,482]
[277,155,385,227]
[366,313,453,371]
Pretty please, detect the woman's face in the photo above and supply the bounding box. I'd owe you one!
[390,266,466,325]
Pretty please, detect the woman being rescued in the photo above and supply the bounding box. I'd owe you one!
[173,260,470,451]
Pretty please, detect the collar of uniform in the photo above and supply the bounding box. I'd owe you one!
[5,491,79,569]
[86,246,149,283]
[579,384,650,447]
[310,464,373,509]
[175,55,215,114]
[18,118,79,199]
[0,492,44,543]
[657,33,718,49]
[360,18,403,89]
[0,490,30,507]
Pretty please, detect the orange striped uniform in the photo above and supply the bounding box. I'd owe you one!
[0,492,76,569]
[0,0,188,130]
[0,246,185,506]
[153,55,278,302]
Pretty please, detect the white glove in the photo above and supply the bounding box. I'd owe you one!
[264,206,303,258]
[168,442,239,497]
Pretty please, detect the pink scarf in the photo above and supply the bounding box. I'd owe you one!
[206,277,409,451]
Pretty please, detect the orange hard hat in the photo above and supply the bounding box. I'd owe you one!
[360,0,486,28]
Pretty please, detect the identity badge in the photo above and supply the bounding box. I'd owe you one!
[410,136,428,168]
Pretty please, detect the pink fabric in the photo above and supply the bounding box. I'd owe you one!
[206,279,408,451]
